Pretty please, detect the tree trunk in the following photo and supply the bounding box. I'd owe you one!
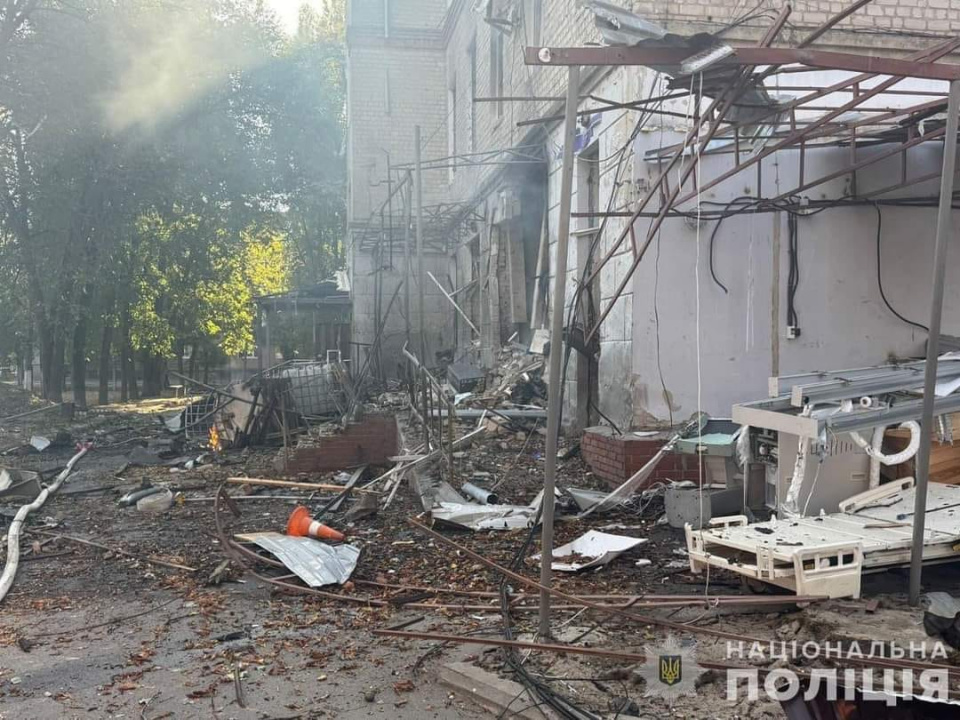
[47,328,66,403]
[38,318,54,399]
[126,346,139,402]
[71,315,88,410]
[98,320,113,405]
[140,352,166,398]
[119,310,138,402]
[119,313,129,402]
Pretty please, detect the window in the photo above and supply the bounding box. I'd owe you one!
[489,27,504,118]
[447,74,457,181]
[468,37,477,151]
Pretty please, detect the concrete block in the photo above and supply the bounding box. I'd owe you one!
[439,662,557,720]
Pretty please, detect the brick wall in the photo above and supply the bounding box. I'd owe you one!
[286,414,399,472]
[581,426,703,487]
[629,0,960,38]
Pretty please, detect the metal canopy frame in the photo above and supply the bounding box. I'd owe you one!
[525,0,960,610]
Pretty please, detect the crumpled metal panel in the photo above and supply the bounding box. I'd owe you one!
[245,532,359,587]
[581,0,667,46]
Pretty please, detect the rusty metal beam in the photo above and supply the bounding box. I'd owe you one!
[799,0,875,46]
[526,46,960,81]
[644,98,947,160]
[581,8,798,294]
[673,39,960,207]
[581,38,960,296]
[774,85,947,98]
[406,517,764,644]
[770,126,946,203]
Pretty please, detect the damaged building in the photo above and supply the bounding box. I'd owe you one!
[346,0,960,433]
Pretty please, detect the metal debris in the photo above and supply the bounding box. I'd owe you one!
[239,532,359,587]
[532,530,648,572]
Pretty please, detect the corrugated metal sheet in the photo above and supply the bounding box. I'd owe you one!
[243,532,359,587]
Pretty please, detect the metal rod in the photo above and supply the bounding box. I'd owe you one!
[539,65,580,639]
[415,125,429,448]
[427,270,480,335]
[585,38,960,343]
[673,39,960,207]
[403,171,412,349]
[799,0,875,46]
[581,7,801,305]
[526,46,960,81]
[909,78,960,607]
[408,517,762,644]
[446,395,456,484]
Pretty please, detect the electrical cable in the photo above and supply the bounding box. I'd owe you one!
[786,209,800,331]
[707,196,756,294]
[873,203,930,333]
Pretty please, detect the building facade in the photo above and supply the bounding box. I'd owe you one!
[346,0,960,431]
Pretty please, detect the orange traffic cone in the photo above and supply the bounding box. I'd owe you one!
[286,506,345,542]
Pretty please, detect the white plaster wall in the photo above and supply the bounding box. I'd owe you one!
[629,105,960,422]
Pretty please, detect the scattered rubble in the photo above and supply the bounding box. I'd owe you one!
[0,352,958,720]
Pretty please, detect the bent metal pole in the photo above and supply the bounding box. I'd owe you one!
[539,64,581,639]
[909,78,960,606]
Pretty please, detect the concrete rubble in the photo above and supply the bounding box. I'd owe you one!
[0,338,958,720]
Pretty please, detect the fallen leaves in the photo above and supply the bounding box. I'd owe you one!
[392,679,415,694]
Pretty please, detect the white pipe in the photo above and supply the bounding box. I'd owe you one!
[782,405,814,516]
[850,421,921,467]
[867,426,884,489]
[0,446,89,603]
[781,435,808,515]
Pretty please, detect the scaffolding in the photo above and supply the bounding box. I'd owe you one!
[521,1,960,624]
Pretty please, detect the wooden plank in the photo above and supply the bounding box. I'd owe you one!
[227,477,379,494]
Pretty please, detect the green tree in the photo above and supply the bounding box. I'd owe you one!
[0,0,347,401]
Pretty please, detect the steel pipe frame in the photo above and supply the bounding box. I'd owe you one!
[770,360,930,396]
[789,361,960,407]
[575,37,960,328]
[585,8,850,344]
[824,393,960,437]
[673,40,960,207]
[910,78,960,606]
[579,39,960,343]
[637,40,959,199]
[539,65,581,638]
[642,95,948,161]
[526,46,960,82]
[768,124,946,204]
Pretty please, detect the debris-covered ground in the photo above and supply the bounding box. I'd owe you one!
[1,380,959,719]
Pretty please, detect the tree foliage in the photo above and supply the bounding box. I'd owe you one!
[0,0,346,401]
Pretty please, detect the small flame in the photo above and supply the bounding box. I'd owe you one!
[208,425,222,453]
